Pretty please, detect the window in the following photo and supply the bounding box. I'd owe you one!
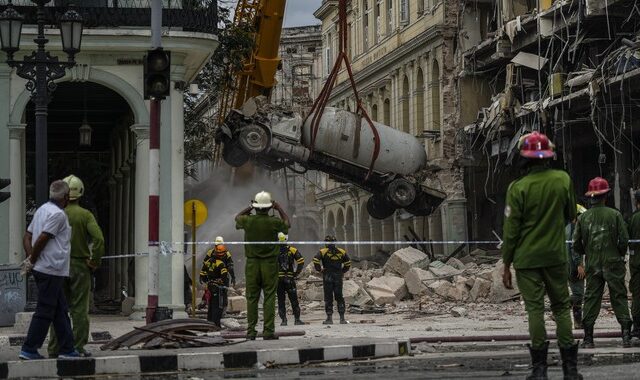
[374,1,381,43]
[325,33,333,76]
[307,46,316,53]
[363,0,370,51]
[400,0,409,25]
[418,0,425,15]
[386,0,394,35]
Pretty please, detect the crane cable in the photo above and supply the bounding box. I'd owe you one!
[303,0,381,181]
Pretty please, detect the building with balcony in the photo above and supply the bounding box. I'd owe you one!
[313,0,468,259]
[0,0,219,319]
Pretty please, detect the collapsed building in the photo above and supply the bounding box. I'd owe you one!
[458,0,640,241]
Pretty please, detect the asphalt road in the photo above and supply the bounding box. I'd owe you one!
[93,351,640,379]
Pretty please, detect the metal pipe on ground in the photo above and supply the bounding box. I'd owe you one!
[410,331,621,344]
[221,330,306,339]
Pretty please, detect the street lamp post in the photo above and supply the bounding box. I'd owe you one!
[0,0,83,206]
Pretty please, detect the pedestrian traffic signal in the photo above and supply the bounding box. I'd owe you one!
[0,178,10,204]
[144,48,171,100]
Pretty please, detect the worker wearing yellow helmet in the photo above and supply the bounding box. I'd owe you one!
[566,204,587,330]
[48,174,105,357]
[276,232,305,326]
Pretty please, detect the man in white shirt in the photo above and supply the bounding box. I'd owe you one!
[20,180,79,360]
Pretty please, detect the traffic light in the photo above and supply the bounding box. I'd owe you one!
[144,48,171,100]
[0,178,9,204]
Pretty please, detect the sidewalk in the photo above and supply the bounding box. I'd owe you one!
[0,304,626,378]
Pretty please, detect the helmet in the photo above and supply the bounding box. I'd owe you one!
[324,235,337,242]
[214,236,224,245]
[576,204,587,214]
[215,244,227,253]
[252,191,273,209]
[585,177,610,197]
[63,174,84,200]
[519,131,555,159]
[277,232,288,242]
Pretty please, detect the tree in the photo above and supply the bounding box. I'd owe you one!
[183,4,255,179]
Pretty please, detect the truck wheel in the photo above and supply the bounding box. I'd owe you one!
[367,194,396,220]
[238,124,270,154]
[386,178,416,208]
[222,144,249,167]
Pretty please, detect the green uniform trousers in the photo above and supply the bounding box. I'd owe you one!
[516,264,574,349]
[568,261,585,306]
[48,259,92,355]
[583,260,631,327]
[631,254,640,321]
[245,257,278,338]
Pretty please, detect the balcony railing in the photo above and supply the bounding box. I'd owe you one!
[0,1,217,34]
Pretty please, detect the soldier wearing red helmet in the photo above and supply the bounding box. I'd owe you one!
[573,177,631,348]
[502,131,581,379]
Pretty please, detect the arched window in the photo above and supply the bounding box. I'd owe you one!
[416,68,425,132]
[431,60,441,131]
[402,75,410,133]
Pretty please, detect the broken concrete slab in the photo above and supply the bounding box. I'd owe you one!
[470,277,492,301]
[451,307,468,317]
[447,284,470,302]
[121,297,135,317]
[446,257,466,271]
[428,280,453,299]
[227,296,247,313]
[428,261,462,279]
[300,285,324,302]
[367,275,408,301]
[383,247,430,276]
[488,260,520,303]
[404,268,436,296]
[367,288,397,305]
[343,280,362,304]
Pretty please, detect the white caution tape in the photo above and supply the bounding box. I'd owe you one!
[96,239,640,260]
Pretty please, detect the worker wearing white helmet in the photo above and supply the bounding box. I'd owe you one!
[236,191,290,340]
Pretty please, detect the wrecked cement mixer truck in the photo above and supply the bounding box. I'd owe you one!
[215,97,445,219]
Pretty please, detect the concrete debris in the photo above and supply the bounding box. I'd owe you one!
[305,301,323,310]
[221,318,242,330]
[366,275,408,302]
[446,257,466,271]
[383,247,430,276]
[227,296,247,313]
[428,280,453,298]
[367,288,397,305]
[470,278,492,301]
[428,261,462,279]
[451,307,468,317]
[404,267,436,296]
[488,260,520,303]
[300,284,324,302]
[343,280,363,304]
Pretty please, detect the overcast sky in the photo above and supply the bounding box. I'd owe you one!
[283,0,322,27]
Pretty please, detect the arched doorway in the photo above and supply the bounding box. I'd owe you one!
[327,210,336,237]
[416,68,425,131]
[402,75,410,133]
[24,81,136,304]
[345,206,355,254]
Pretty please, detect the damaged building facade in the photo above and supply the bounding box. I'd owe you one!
[313,0,468,259]
[459,0,640,240]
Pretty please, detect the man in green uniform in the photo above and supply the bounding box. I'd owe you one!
[276,232,305,326]
[48,175,105,357]
[566,204,587,329]
[236,191,290,340]
[313,235,351,325]
[502,132,581,379]
[573,177,632,348]
[628,190,640,338]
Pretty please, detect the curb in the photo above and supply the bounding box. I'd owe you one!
[0,339,411,378]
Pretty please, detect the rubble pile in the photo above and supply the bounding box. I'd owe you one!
[296,247,519,313]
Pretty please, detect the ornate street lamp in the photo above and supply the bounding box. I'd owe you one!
[0,0,83,206]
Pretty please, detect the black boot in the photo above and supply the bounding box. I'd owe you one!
[572,307,583,330]
[622,322,632,348]
[526,341,549,380]
[323,314,333,325]
[339,313,347,324]
[559,342,583,380]
[280,319,288,326]
[582,326,594,348]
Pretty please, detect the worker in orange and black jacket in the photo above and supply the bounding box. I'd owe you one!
[199,255,229,328]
